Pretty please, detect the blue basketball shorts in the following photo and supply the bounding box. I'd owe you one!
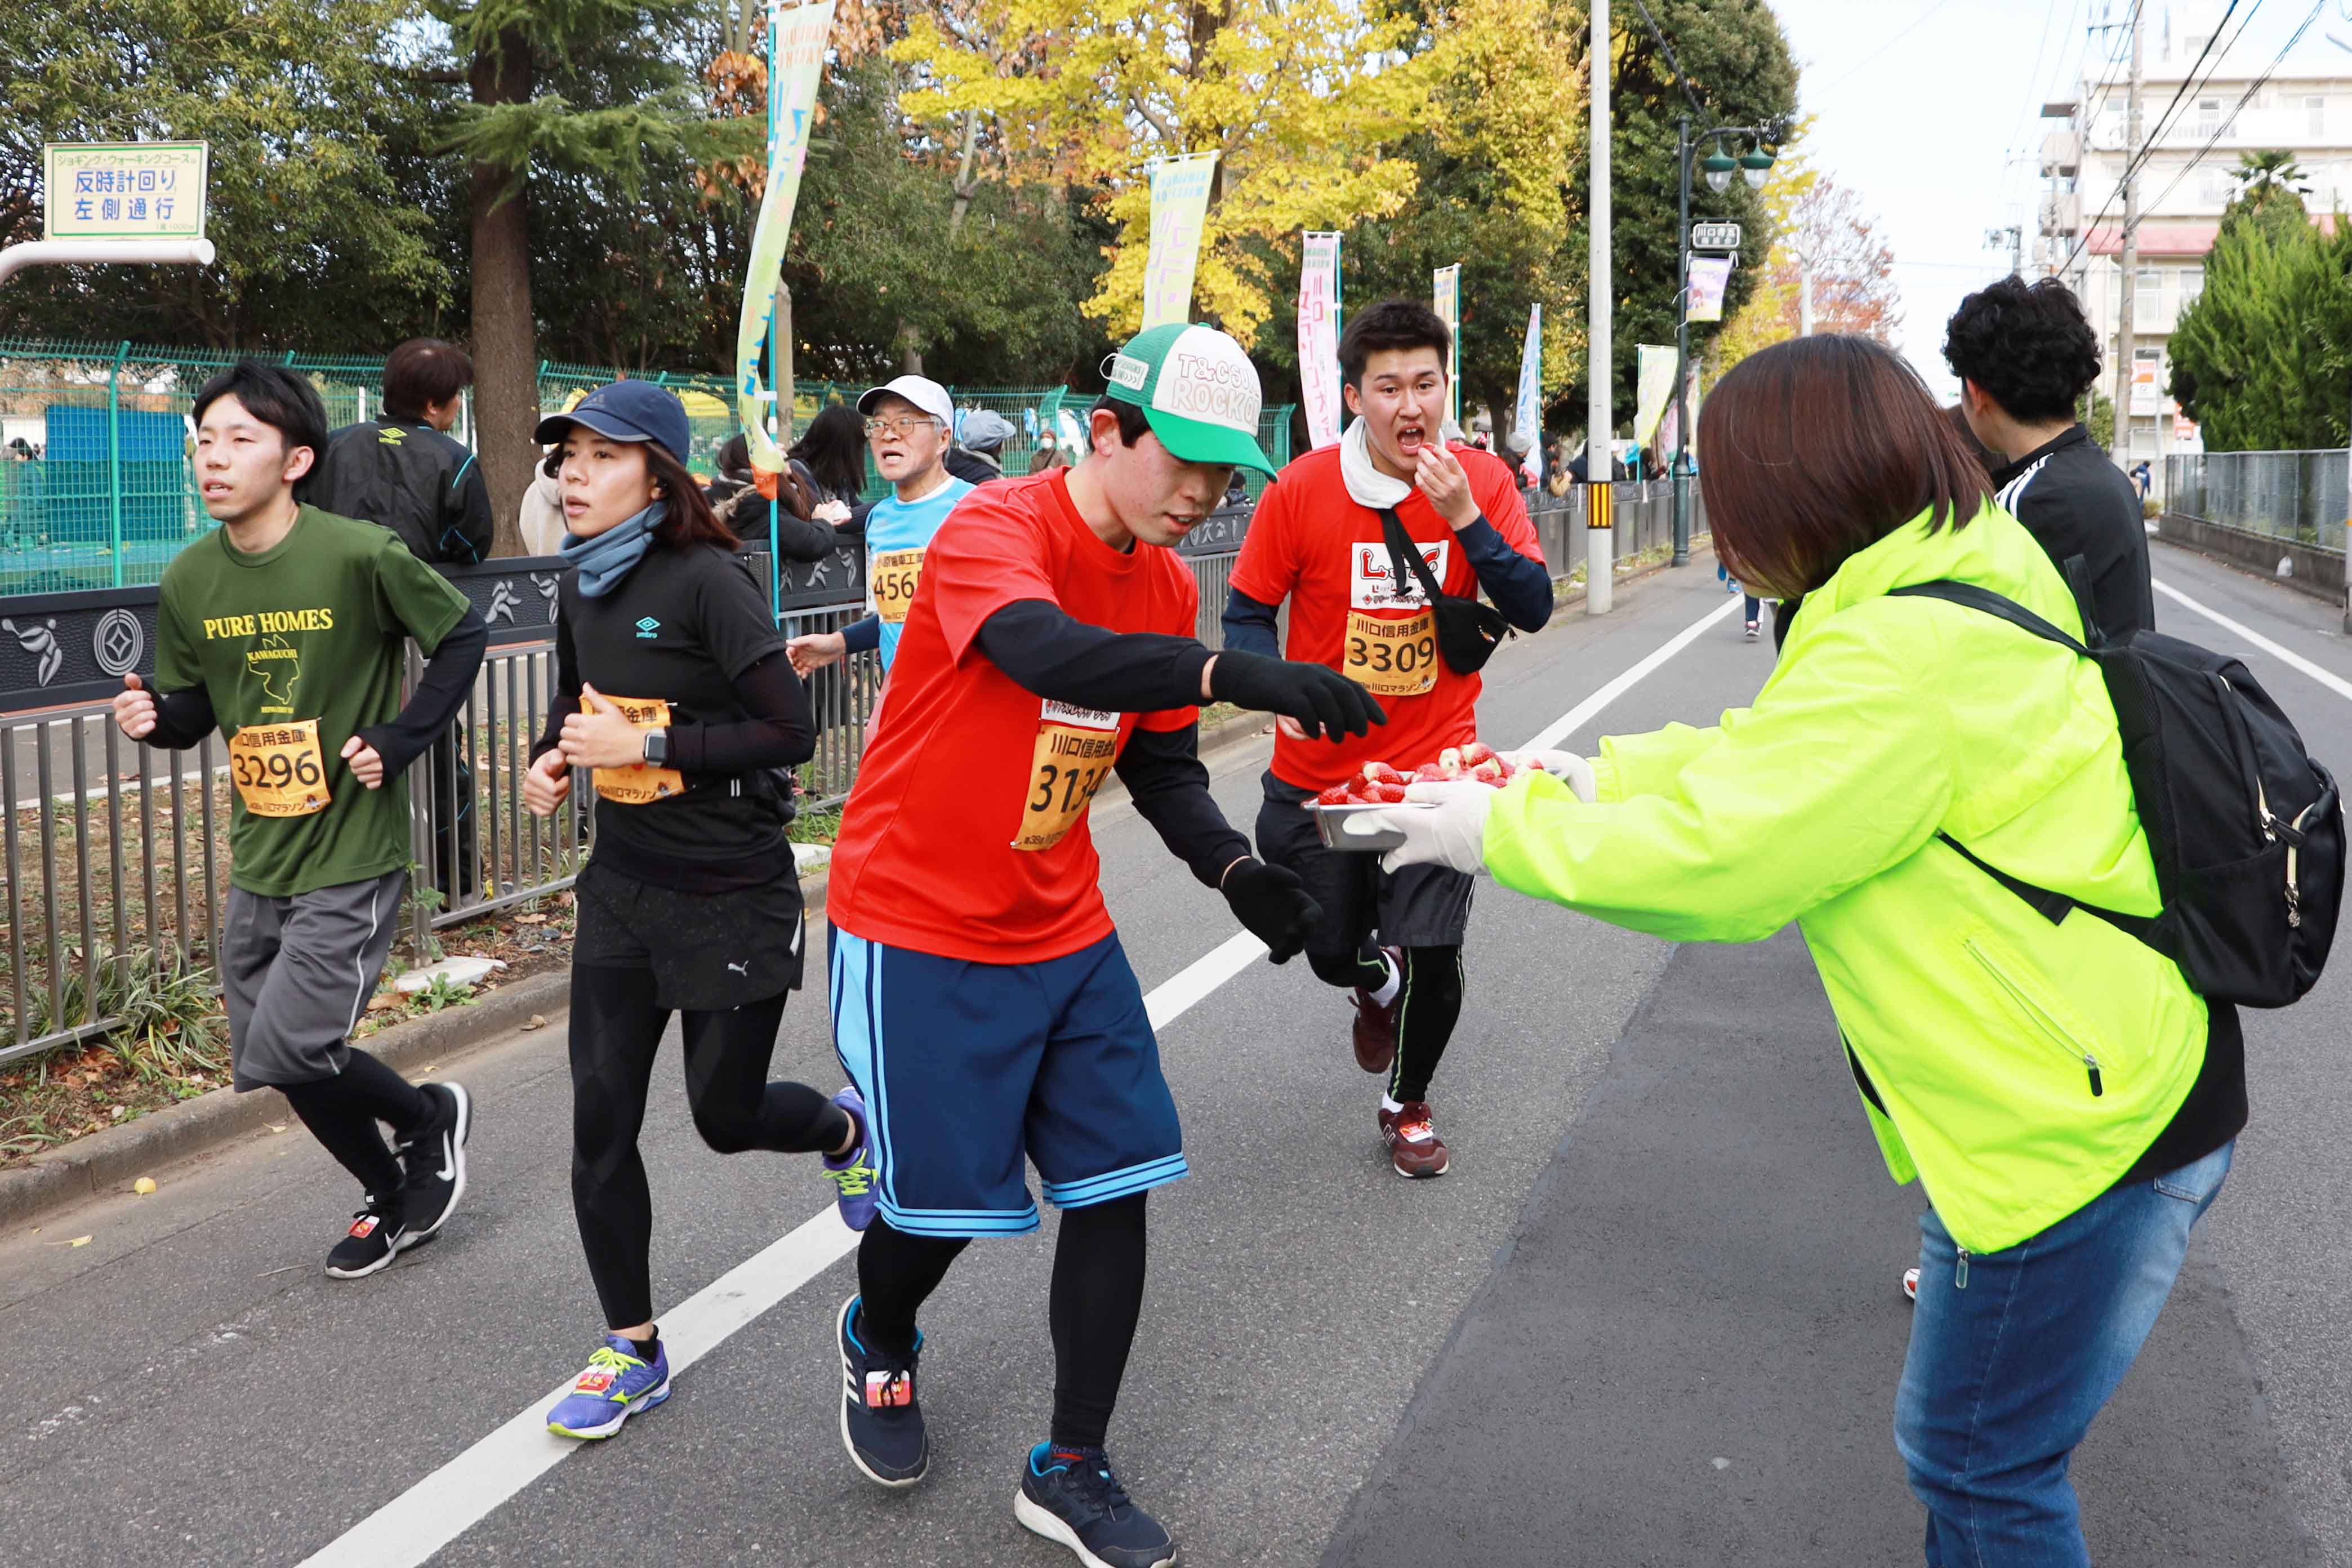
[827,925,1187,1239]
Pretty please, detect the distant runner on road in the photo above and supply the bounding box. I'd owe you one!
[111,360,488,1280]
[820,323,1384,1568]
[1222,297,1552,1179]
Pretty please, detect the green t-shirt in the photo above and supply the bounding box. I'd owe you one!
[155,505,470,897]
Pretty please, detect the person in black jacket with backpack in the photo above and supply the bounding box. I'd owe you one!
[1944,277,2153,642]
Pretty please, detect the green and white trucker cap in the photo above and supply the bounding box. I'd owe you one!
[1103,323,1278,477]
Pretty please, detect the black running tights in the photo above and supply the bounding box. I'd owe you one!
[569,963,846,1329]
[1307,942,1465,1103]
[281,1048,433,1206]
[857,1193,1148,1451]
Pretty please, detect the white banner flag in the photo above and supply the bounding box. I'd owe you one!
[1634,345,1676,447]
[1513,304,1543,449]
[1299,233,1343,449]
[1141,153,1220,329]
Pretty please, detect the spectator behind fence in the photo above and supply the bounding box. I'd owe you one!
[300,338,493,566]
[787,404,869,536]
[945,408,1017,485]
[300,337,493,901]
[1944,275,2153,640]
[519,446,567,556]
[706,431,838,563]
[1371,334,2243,1566]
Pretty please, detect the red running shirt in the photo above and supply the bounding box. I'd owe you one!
[827,470,1200,964]
[1227,442,1542,791]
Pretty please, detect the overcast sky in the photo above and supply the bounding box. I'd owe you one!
[1763,0,2350,401]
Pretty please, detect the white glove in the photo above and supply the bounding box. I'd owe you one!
[1499,749,1599,803]
[1370,779,1495,876]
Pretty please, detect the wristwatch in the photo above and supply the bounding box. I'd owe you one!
[642,728,668,767]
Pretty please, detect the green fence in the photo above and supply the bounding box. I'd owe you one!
[0,337,1293,596]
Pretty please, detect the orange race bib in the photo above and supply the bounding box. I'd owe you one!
[1014,700,1121,853]
[870,547,925,625]
[228,719,331,817]
[1342,608,1438,698]
[587,693,688,804]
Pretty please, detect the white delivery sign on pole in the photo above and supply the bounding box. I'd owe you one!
[3,142,215,284]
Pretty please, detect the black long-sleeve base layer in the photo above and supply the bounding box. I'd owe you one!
[857,1195,1148,1451]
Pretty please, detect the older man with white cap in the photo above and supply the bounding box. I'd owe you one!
[786,374,969,678]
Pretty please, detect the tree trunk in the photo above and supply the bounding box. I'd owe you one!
[946,111,982,239]
[895,320,924,376]
[469,27,537,557]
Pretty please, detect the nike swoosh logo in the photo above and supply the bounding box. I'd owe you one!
[435,1133,456,1183]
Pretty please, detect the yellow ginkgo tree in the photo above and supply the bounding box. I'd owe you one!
[893,0,1433,343]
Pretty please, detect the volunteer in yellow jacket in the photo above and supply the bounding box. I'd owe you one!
[1369,336,2242,1566]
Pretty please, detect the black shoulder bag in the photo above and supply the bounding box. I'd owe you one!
[1379,507,1511,675]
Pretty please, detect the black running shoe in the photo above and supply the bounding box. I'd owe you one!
[395,1081,471,1245]
[324,1196,408,1280]
[836,1294,928,1487]
[1015,1442,1179,1568]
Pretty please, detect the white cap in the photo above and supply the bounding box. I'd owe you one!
[857,375,954,429]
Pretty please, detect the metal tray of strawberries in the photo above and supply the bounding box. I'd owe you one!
[1306,800,1434,853]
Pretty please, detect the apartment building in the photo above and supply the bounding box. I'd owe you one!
[2037,4,2351,462]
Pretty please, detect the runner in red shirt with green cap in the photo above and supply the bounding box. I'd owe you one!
[823,322,1386,1568]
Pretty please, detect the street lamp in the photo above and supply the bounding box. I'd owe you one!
[1670,121,1781,566]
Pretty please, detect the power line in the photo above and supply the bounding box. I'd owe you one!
[2138,0,2328,215]
[2060,0,2323,277]
[2056,0,2280,277]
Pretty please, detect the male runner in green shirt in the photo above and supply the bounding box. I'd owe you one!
[112,361,489,1279]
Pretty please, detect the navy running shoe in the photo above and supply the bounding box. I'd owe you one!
[1015,1442,1179,1568]
[822,1087,879,1232]
[836,1295,926,1486]
[546,1334,671,1440]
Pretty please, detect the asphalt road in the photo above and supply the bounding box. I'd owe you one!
[5,537,2350,1567]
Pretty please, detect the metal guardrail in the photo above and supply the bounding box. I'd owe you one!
[2,480,1702,1066]
[2165,451,2350,556]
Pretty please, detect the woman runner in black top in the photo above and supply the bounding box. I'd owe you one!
[519,381,878,1442]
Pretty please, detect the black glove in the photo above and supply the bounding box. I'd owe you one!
[1221,858,1322,965]
[1208,651,1386,741]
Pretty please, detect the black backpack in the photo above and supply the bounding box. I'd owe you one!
[1888,578,2344,1008]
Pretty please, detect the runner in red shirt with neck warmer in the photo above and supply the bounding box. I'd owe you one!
[1223,297,1552,1179]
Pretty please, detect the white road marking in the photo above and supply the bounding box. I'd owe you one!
[299,591,1735,1568]
[2154,579,2352,706]
[1520,594,1745,752]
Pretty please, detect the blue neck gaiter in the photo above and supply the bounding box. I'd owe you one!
[561,501,665,597]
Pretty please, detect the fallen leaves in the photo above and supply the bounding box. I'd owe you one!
[522,1014,547,1032]
[133,1176,157,1196]
[67,1235,90,1248]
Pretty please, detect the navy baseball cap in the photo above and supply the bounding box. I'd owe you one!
[533,380,692,465]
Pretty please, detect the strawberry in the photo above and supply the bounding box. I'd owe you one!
[1469,759,1505,785]
[1437,747,1463,778]
[1316,784,1355,807]
[1412,763,1450,783]
[1460,741,1495,767]
[1365,780,1409,804]
[1361,761,1405,785]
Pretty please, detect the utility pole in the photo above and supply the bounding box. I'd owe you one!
[1586,0,1613,614]
[1671,114,1691,566]
[1799,270,1815,335]
[2110,4,2144,469]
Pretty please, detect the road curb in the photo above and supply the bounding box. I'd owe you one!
[0,966,571,1231]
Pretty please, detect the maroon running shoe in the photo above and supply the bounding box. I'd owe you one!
[1351,945,1403,1074]
[1379,1100,1451,1179]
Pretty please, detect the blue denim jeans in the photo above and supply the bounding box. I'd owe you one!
[1893,1139,2234,1566]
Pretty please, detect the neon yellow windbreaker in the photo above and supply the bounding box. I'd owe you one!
[1482,502,2208,1254]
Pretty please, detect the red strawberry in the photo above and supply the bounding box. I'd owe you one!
[1412,763,1450,783]
[1437,747,1464,778]
[1316,784,1355,807]
[1361,761,1405,785]
[1365,780,1409,804]
[1460,741,1496,767]
[1469,759,1505,786]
